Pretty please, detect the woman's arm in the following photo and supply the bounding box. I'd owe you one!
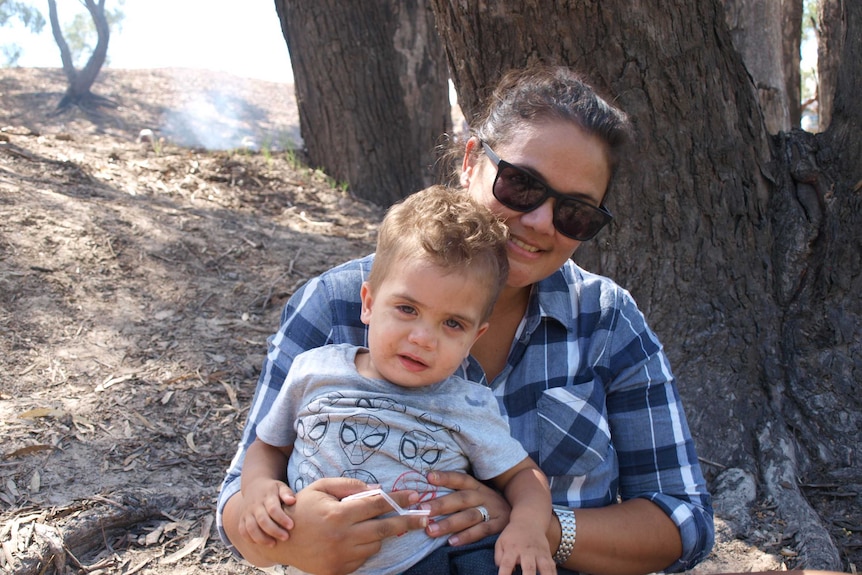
[596,283,714,572]
[547,498,682,575]
[419,470,511,545]
[420,470,686,575]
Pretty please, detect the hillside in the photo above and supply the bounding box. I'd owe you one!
[0,67,790,574]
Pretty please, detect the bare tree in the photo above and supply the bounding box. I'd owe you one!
[274,0,450,205]
[428,0,859,570]
[47,0,111,110]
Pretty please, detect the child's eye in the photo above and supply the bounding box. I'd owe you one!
[396,305,417,315]
[444,319,464,330]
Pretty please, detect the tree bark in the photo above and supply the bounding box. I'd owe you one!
[817,0,845,130]
[274,0,450,206]
[720,0,801,132]
[430,0,860,569]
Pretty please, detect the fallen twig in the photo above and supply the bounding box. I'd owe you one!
[9,490,178,575]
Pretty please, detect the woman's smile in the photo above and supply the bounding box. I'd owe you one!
[510,235,541,254]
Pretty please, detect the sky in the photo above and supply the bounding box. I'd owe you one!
[3,0,294,84]
[6,3,819,92]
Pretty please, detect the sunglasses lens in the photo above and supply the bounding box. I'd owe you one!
[554,200,609,240]
[493,165,547,211]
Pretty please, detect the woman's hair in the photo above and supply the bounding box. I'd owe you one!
[442,65,632,186]
[368,185,509,320]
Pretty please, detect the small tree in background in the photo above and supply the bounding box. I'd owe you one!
[47,0,122,110]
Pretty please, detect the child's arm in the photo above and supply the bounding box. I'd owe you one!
[239,438,297,546]
[490,457,556,575]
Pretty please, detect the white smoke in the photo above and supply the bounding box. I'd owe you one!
[159,69,302,151]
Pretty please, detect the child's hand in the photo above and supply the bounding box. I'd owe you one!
[239,479,297,546]
[494,522,556,575]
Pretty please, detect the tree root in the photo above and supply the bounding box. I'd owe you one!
[758,420,843,570]
[5,489,178,575]
[53,92,119,116]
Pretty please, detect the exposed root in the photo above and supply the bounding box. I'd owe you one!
[758,420,843,570]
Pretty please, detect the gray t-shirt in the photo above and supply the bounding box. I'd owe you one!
[256,343,529,575]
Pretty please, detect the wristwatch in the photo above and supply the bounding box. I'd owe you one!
[552,505,577,565]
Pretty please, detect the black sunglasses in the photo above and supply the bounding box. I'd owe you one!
[481,141,613,241]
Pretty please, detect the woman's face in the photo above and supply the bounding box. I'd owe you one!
[461,121,612,289]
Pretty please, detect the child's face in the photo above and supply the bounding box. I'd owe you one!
[359,259,490,388]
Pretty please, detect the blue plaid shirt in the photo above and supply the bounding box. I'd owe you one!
[217,255,714,571]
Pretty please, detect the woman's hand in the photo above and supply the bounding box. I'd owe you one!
[224,477,428,573]
[419,470,511,546]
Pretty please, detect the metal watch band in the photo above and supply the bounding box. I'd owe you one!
[552,506,577,565]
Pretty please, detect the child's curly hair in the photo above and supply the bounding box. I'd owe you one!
[368,185,509,321]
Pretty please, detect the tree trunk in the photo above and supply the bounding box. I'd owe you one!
[430,0,860,569]
[721,0,801,132]
[431,0,775,465]
[47,0,111,110]
[274,0,450,206]
[817,0,845,130]
[782,0,803,128]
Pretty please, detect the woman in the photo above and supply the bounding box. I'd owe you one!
[218,65,714,575]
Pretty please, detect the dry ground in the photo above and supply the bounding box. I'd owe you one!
[0,67,817,574]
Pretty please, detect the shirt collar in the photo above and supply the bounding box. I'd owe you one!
[530,264,577,330]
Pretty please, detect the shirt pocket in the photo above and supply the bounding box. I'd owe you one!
[537,381,611,477]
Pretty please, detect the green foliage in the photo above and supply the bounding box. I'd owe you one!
[0,0,46,65]
[284,148,302,171]
[0,0,44,29]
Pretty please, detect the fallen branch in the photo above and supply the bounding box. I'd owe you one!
[8,489,178,575]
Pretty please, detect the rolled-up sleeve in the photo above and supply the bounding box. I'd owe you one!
[649,491,715,571]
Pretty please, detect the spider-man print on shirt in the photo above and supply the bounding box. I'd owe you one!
[291,392,455,503]
[399,430,443,473]
[295,459,324,491]
[340,414,390,465]
[392,470,437,503]
[296,413,329,457]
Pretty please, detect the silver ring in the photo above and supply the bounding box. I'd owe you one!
[475,505,490,523]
